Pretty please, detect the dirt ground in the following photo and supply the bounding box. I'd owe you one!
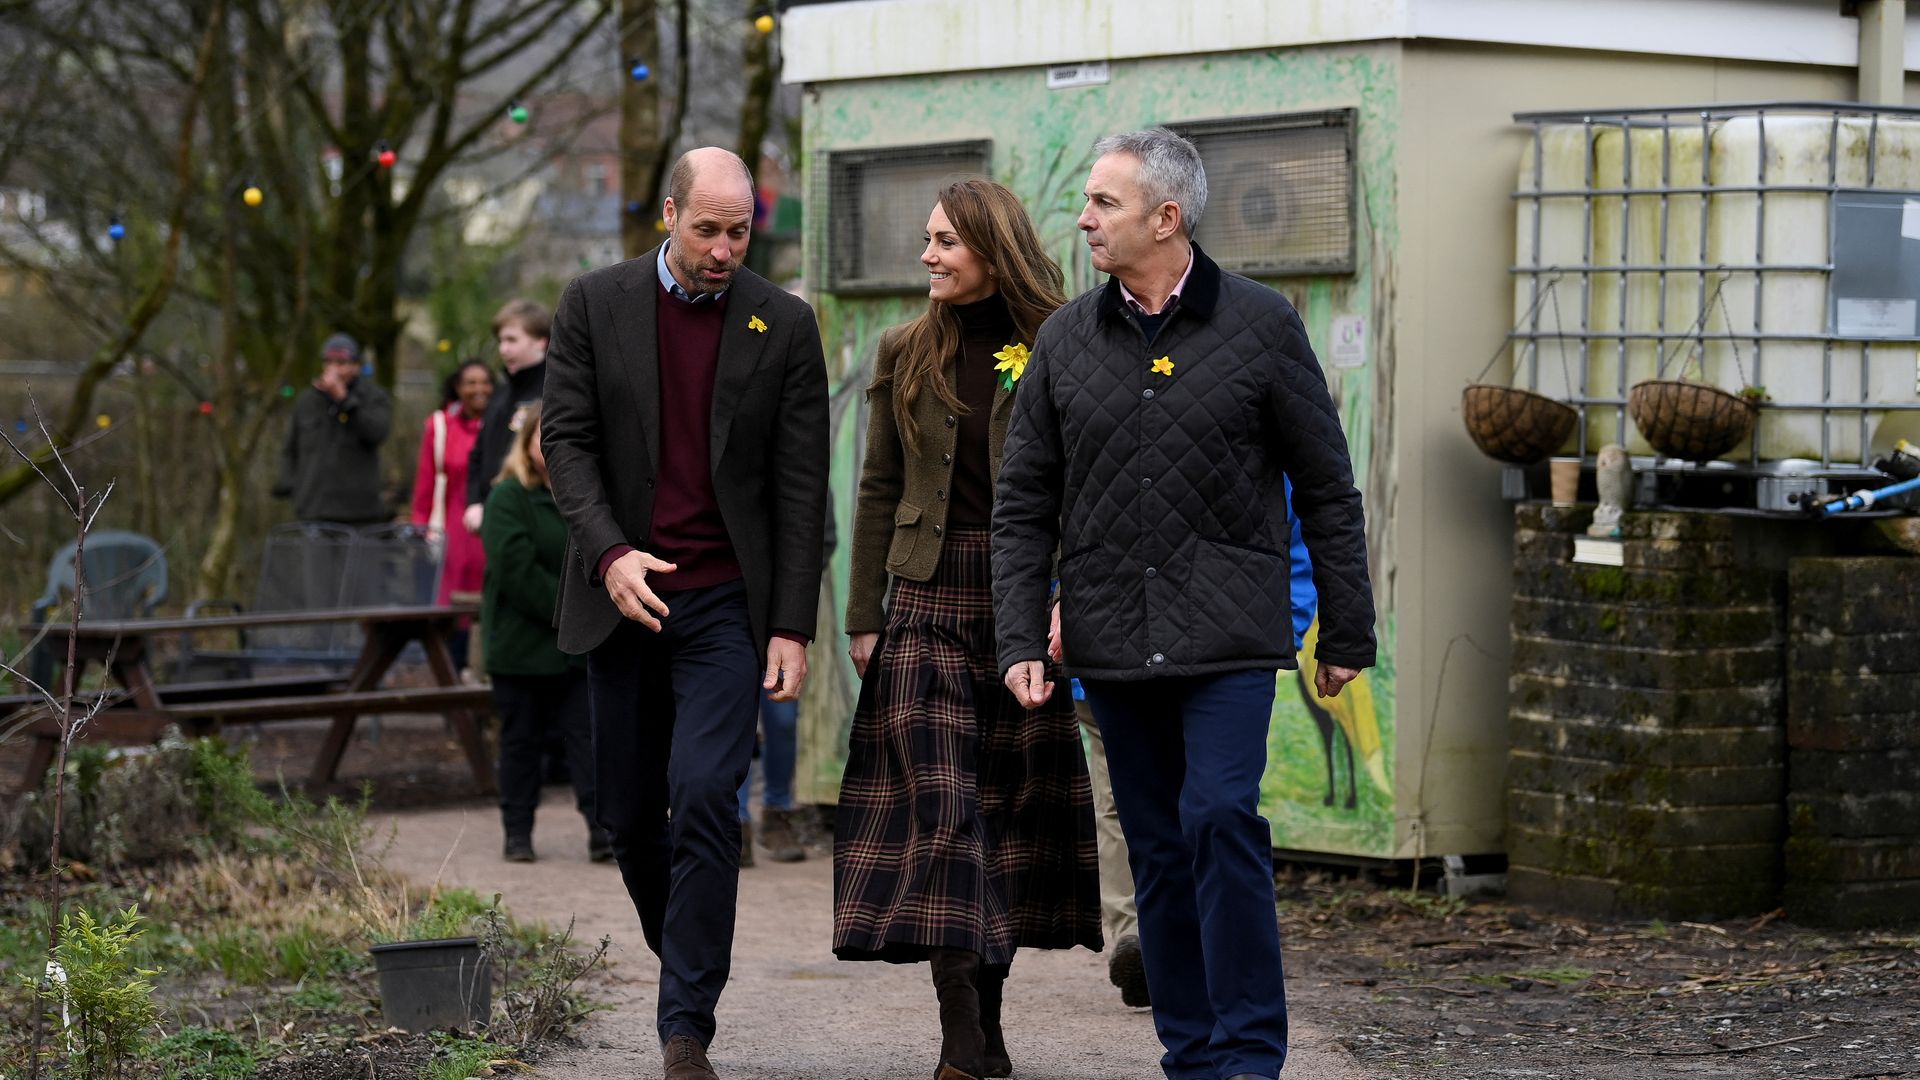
[1276,873,1919,1078]
[8,715,1917,1078]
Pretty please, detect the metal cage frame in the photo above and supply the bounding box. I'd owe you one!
[1510,101,1920,472]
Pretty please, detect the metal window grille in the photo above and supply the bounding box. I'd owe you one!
[822,140,992,293]
[1173,110,1356,276]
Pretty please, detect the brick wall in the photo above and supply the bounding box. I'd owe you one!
[1505,506,1786,919]
[1784,559,1920,928]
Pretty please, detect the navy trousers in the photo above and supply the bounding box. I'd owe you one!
[1080,670,1287,1080]
[586,580,761,1047]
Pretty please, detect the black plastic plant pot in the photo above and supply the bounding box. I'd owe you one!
[369,937,491,1033]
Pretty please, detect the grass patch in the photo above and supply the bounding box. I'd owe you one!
[1514,965,1594,987]
[148,1026,260,1080]
[422,1035,518,1080]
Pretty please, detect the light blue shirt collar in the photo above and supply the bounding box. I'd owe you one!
[656,240,723,304]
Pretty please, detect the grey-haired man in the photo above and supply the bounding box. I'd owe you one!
[992,127,1377,1080]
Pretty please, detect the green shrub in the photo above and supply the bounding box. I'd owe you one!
[37,905,161,1079]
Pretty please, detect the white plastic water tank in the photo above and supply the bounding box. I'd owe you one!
[1514,111,1920,465]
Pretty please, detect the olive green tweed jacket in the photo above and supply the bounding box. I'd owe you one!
[844,328,1015,634]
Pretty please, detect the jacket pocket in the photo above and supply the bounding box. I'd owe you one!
[1189,536,1292,662]
[885,501,924,573]
[1059,546,1123,672]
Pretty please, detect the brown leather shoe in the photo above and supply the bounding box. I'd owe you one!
[662,1034,717,1080]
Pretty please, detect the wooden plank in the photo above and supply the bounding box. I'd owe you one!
[21,603,478,638]
[164,685,491,721]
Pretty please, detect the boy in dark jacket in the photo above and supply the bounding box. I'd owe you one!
[463,298,551,534]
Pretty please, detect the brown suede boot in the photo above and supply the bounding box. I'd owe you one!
[978,962,1011,1077]
[662,1034,717,1079]
[757,807,806,862]
[928,948,985,1080]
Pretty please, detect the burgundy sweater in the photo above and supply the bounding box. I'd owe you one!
[597,281,807,642]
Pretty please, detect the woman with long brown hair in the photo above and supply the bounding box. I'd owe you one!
[835,178,1101,1080]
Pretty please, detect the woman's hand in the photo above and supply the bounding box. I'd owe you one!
[848,632,880,678]
[1047,600,1064,664]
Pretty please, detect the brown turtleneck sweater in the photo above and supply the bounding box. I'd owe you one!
[948,294,1016,528]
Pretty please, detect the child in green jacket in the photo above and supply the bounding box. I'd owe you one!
[482,403,606,863]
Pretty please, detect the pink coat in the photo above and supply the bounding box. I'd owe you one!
[409,405,486,604]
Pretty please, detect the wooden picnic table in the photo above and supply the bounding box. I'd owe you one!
[13,604,494,794]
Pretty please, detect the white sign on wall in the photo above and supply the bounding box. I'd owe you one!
[1329,314,1368,368]
[1046,62,1110,90]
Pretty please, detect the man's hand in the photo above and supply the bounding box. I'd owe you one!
[1315,663,1361,700]
[314,370,350,402]
[1004,660,1054,709]
[1047,601,1064,664]
[848,632,879,678]
[604,549,677,631]
[462,504,483,534]
[765,637,809,702]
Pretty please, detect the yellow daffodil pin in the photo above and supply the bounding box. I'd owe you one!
[748,315,768,333]
[993,342,1030,390]
[1151,355,1175,376]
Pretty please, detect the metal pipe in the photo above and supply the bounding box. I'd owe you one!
[1753,110,1768,464]
[1515,101,1920,122]
[1514,329,1920,344]
[1580,115,1595,456]
[1617,118,1632,448]
[1527,121,1545,394]
[1857,1,1908,107]
[1509,262,1832,274]
[1515,183,1920,198]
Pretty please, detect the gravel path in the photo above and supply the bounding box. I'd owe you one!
[382,793,1375,1080]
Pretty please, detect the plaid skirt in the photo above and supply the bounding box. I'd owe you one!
[833,527,1102,966]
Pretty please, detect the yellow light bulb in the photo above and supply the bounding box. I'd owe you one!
[242,186,264,208]
[754,13,774,32]
[95,414,111,429]
[437,338,452,353]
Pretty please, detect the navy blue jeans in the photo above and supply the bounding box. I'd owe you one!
[737,689,799,819]
[1081,670,1287,1080]
[587,580,760,1047]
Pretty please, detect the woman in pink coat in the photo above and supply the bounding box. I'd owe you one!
[411,359,494,663]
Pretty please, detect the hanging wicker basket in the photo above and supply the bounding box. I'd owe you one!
[1626,380,1758,461]
[1461,385,1578,465]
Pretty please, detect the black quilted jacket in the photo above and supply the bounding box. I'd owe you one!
[991,246,1377,682]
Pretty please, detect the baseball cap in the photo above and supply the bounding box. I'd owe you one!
[321,333,361,363]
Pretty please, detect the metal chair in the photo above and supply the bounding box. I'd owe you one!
[26,529,168,690]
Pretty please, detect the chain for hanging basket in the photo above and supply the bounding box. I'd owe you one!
[1627,274,1759,461]
[1461,276,1578,465]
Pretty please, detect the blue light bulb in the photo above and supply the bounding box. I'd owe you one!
[108,218,126,242]
[630,62,650,81]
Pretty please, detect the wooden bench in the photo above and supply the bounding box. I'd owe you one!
[9,683,493,792]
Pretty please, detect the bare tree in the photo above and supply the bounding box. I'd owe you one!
[621,0,691,257]
[0,0,617,596]
[0,395,126,1080]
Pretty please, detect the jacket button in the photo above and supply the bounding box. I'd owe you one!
[647,478,655,488]
[1142,388,1155,401]
[1145,566,1157,578]
[936,489,946,501]
[1150,652,1165,665]
[942,452,952,464]
[1141,476,1152,489]
[945,415,956,428]
[933,524,943,536]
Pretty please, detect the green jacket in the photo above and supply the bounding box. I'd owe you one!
[481,478,580,675]
[845,328,1015,634]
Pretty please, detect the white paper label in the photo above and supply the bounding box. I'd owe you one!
[1902,198,1920,240]
[1836,297,1918,338]
[1329,314,1367,368]
[1046,62,1109,90]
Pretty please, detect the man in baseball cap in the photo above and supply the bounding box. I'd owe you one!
[271,331,394,524]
